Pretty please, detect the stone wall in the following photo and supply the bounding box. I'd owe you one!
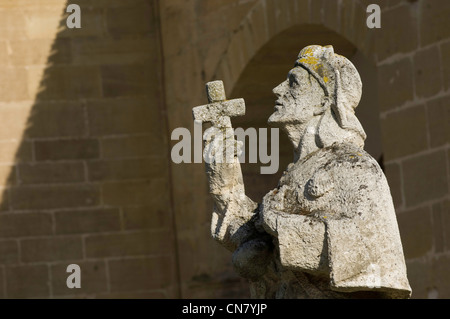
[0,0,178,298]
[377,0,450,299]
[0,0,447,299]
[160,0,450,299]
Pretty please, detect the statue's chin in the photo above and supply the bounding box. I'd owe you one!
[267,113,283,127]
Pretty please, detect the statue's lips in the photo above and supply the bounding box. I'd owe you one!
[274,101,283,111]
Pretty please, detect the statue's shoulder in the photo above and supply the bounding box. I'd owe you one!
[290,143,385,203]
[301,143,383,178]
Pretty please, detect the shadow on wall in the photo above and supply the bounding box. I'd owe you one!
[230,24,382,202]
[0,0,178,298]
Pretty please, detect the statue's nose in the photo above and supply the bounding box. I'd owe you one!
[272,81,286,97]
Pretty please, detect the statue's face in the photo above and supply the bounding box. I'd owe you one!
[268,67,324,127]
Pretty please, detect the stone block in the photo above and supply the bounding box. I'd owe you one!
[10,184,100,210]
[0,141,33,164]
[105,5,153,37]
[388,0,403,7]
[101,180,165,206]
[108,256,175,292]
[0,188,9,212]
[426,95,450,148]
[420,0,450,46]
[0,102,33,140]
[432,254,450,298]
[100,63,155,98]
[20,236,83,262]
[0,164,16,186]
[0,240,18,264]
[323,0,340,34]
[413,45,442,99]
[87,158,165,182]
[0,212,52,238]
[405,259,432,299]
[54,208,121,235]
[24,8,65,40]
[85,230,173,258]
[0,268,4,298]
[378,58,414,112]
[123,206,170,231]
[376,4,418,62]
[51,261,108,297]
[0,41,7,66]
[432,199,450,252]
[18,162,85,184]
[0,67,29,102]
[380,104,428,160]
[35,139,99,161]
[8,38,71,66]
[310,0,325,25]
[245,0,269,52]
[444,199,450,252]
[71,37,156,66]
[33,66,102,101]
[100,135,154,159]
[24,101,86,138]
[397,206,433,259]
[0,10,27,40]
[442,42,450,91]
[5,265,49,298]
[402,150,448,207]
[432,201,445,253]
[87,98,160,136]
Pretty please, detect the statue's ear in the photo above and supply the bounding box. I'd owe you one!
[313,96,332,116]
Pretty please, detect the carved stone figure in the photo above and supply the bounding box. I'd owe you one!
[193,45,412,299]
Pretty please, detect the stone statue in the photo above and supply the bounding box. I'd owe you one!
[193,45,412,299]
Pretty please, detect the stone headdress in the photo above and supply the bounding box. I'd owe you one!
[295,45,367,147]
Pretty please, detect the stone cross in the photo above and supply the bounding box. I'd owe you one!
[192,80,245,128]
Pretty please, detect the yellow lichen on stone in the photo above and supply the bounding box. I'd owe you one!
[298,56,319,66]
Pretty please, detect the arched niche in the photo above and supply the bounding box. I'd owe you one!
[230,24,382,201]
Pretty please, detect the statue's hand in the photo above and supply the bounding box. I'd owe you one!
[202,126,245,207]
[203,126,242,164]
[203,127,258,251]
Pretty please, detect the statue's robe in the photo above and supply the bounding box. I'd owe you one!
[234,143,411,299]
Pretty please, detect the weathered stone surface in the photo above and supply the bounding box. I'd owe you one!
[194,45,411,298]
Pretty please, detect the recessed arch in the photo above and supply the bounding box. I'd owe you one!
[226,23,382,201]
[212,0,375,92]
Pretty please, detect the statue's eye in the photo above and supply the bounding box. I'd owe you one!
[288,74,299,87]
